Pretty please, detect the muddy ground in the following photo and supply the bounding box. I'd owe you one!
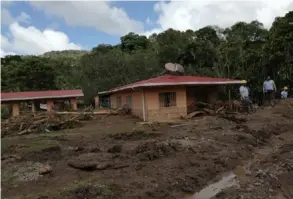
[2,100,293,199]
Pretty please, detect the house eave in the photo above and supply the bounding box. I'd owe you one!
[98,81,243,95]
[0,94,84,102]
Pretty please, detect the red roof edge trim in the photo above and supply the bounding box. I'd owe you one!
[1,89,84,102]
[98,75,242,95]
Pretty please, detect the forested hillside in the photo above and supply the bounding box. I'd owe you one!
[1,11,292,104]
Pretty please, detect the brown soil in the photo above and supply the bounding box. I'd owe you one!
[2,100,293,199]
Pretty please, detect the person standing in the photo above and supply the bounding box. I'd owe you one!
[239,80,253,112]
[281,87,288,99]
[239,80,249,100]
[263,76,277,106]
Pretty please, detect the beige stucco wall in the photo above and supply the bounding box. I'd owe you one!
[144,86,187,122]
[110,90,143,118]
[108,85,219,122]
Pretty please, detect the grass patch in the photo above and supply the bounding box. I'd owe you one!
[20,139,59,153]
[8,179,120,199]
[2,138,60,155]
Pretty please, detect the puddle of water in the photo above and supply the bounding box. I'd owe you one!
[185,172,239,199]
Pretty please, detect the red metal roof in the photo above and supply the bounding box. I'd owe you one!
[1,89,84,102]
[99,75,242,94]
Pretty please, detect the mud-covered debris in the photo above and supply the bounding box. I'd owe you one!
[109,130,160,141]
[67,153,116,171]
[185,111,205,119]
[135,142,174,161]
[67,146,84,152]
[220,114,247,123]
[74,146,84,152]
[1,112,97,137]
[42,145,61,153]
[108,145,122,153]
[138,151,158,161]
[134,163,144,170]
[96,163,111,170]
[37,196,49,199]
[39,166,53,175]
[1,154,21,163]
[89,147,101,153]
[112,164,129,169]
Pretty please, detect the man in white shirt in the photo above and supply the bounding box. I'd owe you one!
[239,80,253,112]
[263,76,277,106]
[281,87,288,99]
[239,80,249,100]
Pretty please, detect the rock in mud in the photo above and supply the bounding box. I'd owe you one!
[68,160,98,170]
[39,166,53,175]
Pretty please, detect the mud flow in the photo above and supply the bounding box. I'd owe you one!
[2,100,293,199]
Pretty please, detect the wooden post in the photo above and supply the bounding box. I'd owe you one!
[12,103,20,117]
[228,87,232,110]
[70,98,77,111]
[32,101,36,115]
[141,90,147,121]
[94,97,99,108]
[47,99,54,112]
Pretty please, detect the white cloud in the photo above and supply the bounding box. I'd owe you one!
[1,23,81,57]
[16,12,31,24]
[1,8,31,25]
[29,1,144,36]
[146,17,153,26]
[144,0,293,36]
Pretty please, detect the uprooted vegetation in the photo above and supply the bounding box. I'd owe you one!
[1,112,101,137]
[1,99,293,199]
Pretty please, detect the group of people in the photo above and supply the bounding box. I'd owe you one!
[239,76,289,109]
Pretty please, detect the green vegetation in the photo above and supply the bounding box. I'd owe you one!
[7,179,119,199]
[1,12,292,104]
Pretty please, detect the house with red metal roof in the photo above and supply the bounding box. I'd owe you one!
[1,89,83,117]
[98,75,242,122]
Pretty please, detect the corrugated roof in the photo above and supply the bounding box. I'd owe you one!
[1,89,84,102]
[98,75,242,94]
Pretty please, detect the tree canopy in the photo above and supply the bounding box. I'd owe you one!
[1,11,293,104]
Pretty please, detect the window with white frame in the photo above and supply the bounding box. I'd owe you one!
[159,92,176,107]
[126,95,132,108]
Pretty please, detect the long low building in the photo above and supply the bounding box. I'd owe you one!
[98,75,242,122]
[1,89,84,117]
